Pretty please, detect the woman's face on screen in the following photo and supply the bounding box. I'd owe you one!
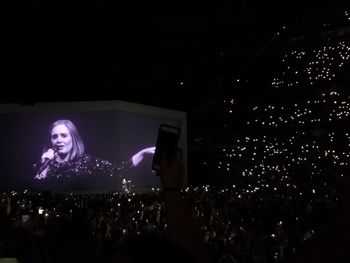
[51,124,73,157]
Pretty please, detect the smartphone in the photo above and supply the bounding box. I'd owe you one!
[152,124,180,173]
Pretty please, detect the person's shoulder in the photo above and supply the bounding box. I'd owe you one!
[76,154,92,162]
[77,154,113,168]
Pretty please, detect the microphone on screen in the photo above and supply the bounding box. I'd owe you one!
[37,146,58,175]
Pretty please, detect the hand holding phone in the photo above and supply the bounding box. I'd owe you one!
[152,124,180,173]
[159,149,185,189]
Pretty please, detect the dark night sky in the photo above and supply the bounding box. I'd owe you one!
[1,0,348,112]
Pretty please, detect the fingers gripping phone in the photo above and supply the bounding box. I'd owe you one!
[152,124,180,173]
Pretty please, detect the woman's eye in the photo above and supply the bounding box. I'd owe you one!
[52,135,58,139]
[61,134,68,138]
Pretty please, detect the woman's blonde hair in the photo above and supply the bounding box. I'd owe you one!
[50,119,85,160]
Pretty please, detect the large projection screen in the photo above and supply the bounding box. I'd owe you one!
[0,100,187,193]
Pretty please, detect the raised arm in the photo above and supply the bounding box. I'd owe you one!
[107,147,155,179]
[159,149,210,263]
[131,146,155,166]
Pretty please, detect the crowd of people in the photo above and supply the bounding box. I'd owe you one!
[0,177,343,263]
